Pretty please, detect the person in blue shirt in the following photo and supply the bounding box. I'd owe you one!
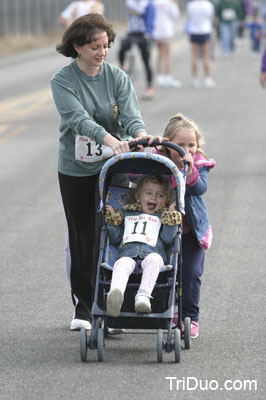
[246,8,263,53]
[260,43,266,88]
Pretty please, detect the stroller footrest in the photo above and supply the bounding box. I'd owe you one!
[101,262,173,273]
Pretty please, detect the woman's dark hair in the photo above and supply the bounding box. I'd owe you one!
[56,13,116,58]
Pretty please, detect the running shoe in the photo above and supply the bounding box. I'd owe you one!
[191,78,201,89]
[204,77,216,88]
[156,75,166,86]
[70,318,91,331]
[164,75,182,88]
[190,321,199,338]
[156,75,182,88]
[141,87,154,100]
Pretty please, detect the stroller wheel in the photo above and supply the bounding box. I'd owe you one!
[156,329,164,363]
[174,329,181,363]
[97,328,104,362]
[184,317,191,349]
[80,328,87,362]
[94,317,102,339]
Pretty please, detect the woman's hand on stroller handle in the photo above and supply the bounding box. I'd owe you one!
[129,135,163,151]
[128,138,186,157]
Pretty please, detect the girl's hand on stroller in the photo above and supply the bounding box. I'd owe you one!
[140,135,164,146]
[183,152,194,176]
[105,204,115,214]
[168,202,177,211]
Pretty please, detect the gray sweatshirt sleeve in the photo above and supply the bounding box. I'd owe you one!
[50,70,109,144]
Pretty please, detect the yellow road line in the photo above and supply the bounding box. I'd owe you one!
[0,124,27,145]
[0,88,53,121]
[0,88,52,112]
[17,93,53,117]
[0,125,8,134]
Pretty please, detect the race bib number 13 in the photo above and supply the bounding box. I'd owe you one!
[75,135,114,163]
[123,214,161,247]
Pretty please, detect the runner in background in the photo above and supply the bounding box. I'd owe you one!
[118,0,155,100]
[260,43,266,88]
[59,0,104,28]
[152,0,182,88]
[186,0,216,88]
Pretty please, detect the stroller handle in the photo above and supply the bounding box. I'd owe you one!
[128,139,189,172]
[128,139,185,157]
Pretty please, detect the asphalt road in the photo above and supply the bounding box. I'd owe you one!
[0,23,265,400]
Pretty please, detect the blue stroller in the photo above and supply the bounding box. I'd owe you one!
[80,140,191,363]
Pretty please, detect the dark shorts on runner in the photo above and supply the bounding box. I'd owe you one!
[190,34,211,44]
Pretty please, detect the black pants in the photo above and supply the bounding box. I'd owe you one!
[58,172,103,321]
[118,32,153,87]
[181,232,205,322]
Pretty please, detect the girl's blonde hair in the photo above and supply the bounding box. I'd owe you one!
[128,172,173,208]
[162,113,208,158]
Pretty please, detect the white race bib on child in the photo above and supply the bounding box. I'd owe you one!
[75,135,113,163]
[123,214,161,247]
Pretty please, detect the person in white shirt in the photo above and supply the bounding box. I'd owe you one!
[59,0,104,28]
[186,0,216,88]
[152,0,182,88]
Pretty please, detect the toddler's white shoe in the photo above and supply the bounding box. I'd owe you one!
[135,293,151,313]
[70,318,91,331]
[107,288,124,317]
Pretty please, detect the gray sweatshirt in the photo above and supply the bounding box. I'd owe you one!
[51,60,147,176]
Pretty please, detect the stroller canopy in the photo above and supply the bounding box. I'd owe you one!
[98,152,186,214]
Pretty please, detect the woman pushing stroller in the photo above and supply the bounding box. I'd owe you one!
[105,172,182,317]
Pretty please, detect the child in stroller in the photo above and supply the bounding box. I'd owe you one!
[105,172,182,317]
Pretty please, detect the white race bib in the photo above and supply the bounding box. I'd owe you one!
[123,214,161,247]
[221,8,236,21]
[75,135,113,163]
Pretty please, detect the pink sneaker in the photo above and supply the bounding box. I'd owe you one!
[190,321,199,338]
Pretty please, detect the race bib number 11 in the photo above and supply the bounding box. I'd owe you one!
[75,135,114,163]
[123,214,161,247]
